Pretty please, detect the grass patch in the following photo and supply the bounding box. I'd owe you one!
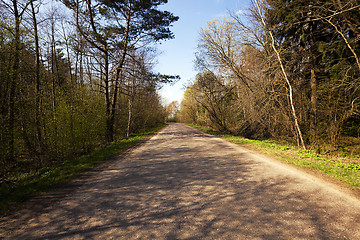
[186,124,360,189]
[0,125,165,216]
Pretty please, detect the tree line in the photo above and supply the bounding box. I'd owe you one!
[178,0,360,150]
[0,0,178,180]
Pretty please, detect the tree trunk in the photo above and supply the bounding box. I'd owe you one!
[254,0,306,149]
[104,51,113,142]
[126,96,133,138]
[62,20,76,150]
[108,4,132,141]
[310,68,318,144]
[8,0,21,162]
[31,0,45,162]
[50,18,58,143]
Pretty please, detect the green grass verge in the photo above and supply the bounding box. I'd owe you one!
[187,124,360,189]
[0,125,165,216]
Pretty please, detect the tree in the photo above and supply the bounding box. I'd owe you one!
[0,0,32,162]
[121,49,155,137]
[254,0,306,149]
[192,71,236,132]
[166,100,179,122]
[197,17,253,92]
[178,87,200,124]
[0,0,176,182]
[63,0,178,142]
[263,0,360,145]
[195,14,281,138]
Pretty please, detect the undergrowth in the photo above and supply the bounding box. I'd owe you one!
[0,125,165,216]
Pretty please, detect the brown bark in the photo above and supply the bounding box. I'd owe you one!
[8,0,21,162]
[31,0,45,161]
[76,0,112,141]
[108,2,132,141]
[310,68,317,144]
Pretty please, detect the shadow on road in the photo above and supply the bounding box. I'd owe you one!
[1,124,359,239]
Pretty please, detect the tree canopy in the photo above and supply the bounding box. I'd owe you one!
[0,0,177,181]
[179,0,360,148]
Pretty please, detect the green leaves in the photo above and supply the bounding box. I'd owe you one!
[336,162,360,172]
[97,0,178,42]
[0,125,165,215]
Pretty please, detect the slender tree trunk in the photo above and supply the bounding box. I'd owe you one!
[50,15,57,133]
[310,68,318,144]
[108,3,132,141]
[8,0,21,162]
[31,0,45,161]
[74,41,79,84]
[254,0,306,149]
[126,96,133,138]
[61,21,76,149]
[104,51,114,142]
[79,50,83,85]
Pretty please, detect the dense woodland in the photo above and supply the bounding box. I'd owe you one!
[0,0,178,180]
[178,0,360,150]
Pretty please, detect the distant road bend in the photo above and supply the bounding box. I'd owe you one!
[1,123,360,239]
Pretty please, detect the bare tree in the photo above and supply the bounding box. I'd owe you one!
[253,0,306,149]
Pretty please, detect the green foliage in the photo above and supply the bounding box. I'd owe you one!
[266,0,360,144]
[0,125,165,216]
[179,71,237,132]
[336,162,360,172]
[296,150,324,160]
[0,0,173,183]
[0,0,174,216]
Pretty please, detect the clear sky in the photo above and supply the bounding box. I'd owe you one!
[156,0,250,105]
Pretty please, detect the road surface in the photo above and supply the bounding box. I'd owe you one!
[1,123,360,239]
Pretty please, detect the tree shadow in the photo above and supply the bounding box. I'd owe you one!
[1,124,360,239]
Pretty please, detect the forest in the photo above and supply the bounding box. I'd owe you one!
[1,0,360,187]
[0,0,178,181]
[178,0,360,152]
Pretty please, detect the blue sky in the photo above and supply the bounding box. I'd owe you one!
[156,0,250,105]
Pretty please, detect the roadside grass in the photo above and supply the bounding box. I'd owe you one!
[187,124,360,189]
[0,125,165,216]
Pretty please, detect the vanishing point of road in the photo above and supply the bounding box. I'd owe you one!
[1,123,360,239]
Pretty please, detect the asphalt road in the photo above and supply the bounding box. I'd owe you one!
[1,123,360,239]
